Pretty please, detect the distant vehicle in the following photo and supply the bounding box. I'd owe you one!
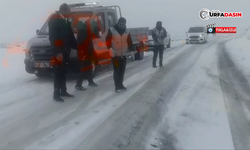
[146,29,171,51]
[186,26,208,44]
[24,2,148,77]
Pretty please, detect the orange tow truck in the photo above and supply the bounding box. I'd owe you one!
[24,2,149,77]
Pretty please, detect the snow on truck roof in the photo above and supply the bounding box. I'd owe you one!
[53,7,114,13]
[51,3,122,19]
[71,7,114,12]
[67,2,119,12]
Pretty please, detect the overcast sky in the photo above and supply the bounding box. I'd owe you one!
[0,0,249,43]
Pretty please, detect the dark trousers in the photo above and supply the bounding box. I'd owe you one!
[112,56,127,89]
[153,45,164,67]
[76,60,94,86]
[53,54,69,96]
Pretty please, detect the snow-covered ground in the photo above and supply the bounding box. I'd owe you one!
[1,30,250,149]
[0,40,184,149]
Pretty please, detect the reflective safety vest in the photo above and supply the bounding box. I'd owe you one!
[110,27,129,57]
[153,27,166,45]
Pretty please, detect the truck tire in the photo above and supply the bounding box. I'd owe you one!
[167,38,171,48]
[135,42,144,60]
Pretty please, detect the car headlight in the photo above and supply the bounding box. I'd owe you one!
[200,34,203,37]
[187,35,190,37]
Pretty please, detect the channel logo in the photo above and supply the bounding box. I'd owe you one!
[207,23,236,33]
[207,23,216,33]
[199,8,242,20]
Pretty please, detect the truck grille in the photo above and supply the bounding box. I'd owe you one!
[190,36,199,38]
[30,46,54,61]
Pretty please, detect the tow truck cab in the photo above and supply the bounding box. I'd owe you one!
[24,2,148,77]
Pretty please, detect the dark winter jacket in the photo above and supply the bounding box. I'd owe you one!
[152,27,167,45]
[48,12,77,55]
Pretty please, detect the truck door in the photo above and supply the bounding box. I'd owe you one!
[92,12,111,65]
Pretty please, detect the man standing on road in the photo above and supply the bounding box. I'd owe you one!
[105,17,133,93]
[48,3,78,102]
[75,19,98,90]
[152,21,167,68]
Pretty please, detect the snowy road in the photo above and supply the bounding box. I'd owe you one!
[1,32,250,149]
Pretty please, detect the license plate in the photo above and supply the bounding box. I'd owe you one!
[34,62,51,68]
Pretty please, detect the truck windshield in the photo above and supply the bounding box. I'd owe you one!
[188,27,204,33]
[38,12,93,35]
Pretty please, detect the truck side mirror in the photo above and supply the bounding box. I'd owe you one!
[36,29,39,34]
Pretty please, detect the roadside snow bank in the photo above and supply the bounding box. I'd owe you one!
[225,35,250,77]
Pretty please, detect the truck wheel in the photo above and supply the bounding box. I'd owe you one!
[135,42,144,60]
[35,73,46,77]
[167,39,171,48]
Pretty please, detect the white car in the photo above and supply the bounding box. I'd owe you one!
[186,26,208,44]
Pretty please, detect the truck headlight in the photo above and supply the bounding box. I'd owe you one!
[200,34,203,37]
